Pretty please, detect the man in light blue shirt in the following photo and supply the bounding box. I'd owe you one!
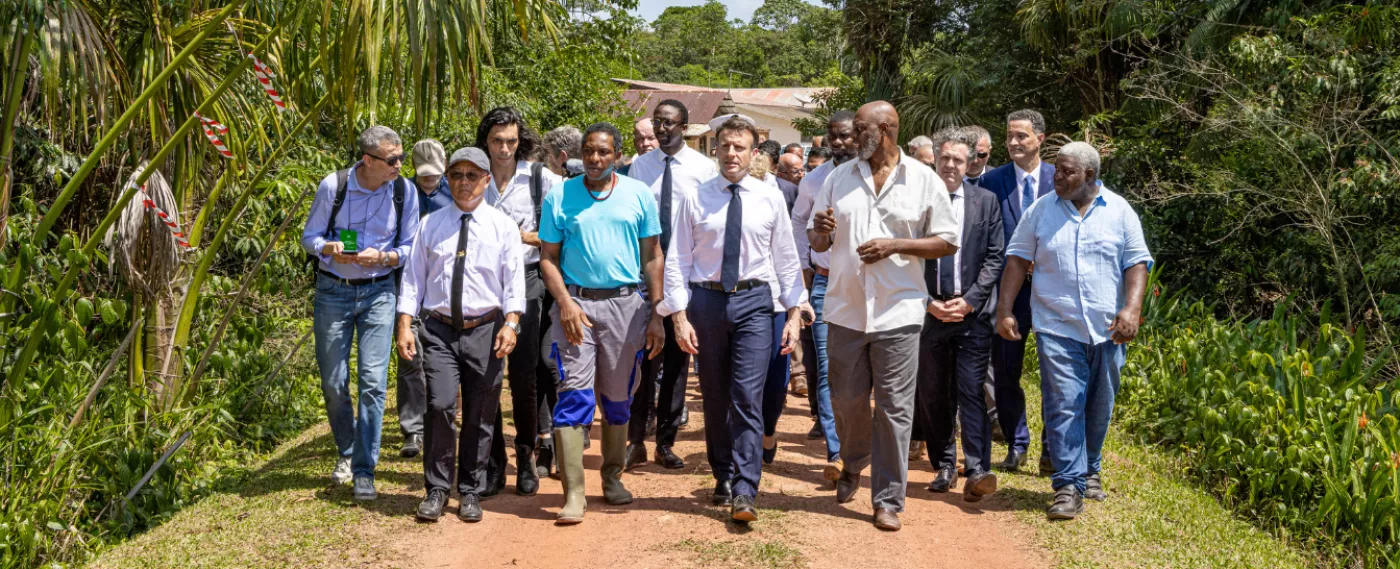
[996,142,1151,521]
[299,125,421,501]
[538,122,665,524]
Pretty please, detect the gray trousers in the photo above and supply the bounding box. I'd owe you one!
[397,318,426,437]
[550,290,649,427]
[827,322,921,512]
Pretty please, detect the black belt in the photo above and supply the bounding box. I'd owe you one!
[318,268,395,287]
[567,284,640,301]
[524,262,541,272]
[694,279,766,293]
[427,308,501,331]
[930,294,962,302]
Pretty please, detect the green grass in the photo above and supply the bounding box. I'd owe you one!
[673,537,805,569]
[995,360,1321,569]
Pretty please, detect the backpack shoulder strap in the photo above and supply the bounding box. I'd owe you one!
[324,169,351,237]
[392,176,406,247]
[530,162,544,222]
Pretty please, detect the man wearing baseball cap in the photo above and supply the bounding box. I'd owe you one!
[396,147,526,523]
[396,139,456,459]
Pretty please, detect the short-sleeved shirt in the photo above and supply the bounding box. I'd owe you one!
[808,153,959,333]
[1006,187,1154,345]
[538,175,661,289]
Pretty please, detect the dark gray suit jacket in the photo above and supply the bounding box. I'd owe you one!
[922,181,1006,335]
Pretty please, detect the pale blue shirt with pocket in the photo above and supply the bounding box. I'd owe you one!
[1005,186,1153,345]
[300,163,421,280]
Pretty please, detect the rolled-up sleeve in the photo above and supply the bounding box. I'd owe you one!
[300,174,336,263]
[657,195,695,317]
[501,225,527,315]
[1120,203,1154,271]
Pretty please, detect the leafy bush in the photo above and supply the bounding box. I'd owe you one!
[1119,271,1397,566]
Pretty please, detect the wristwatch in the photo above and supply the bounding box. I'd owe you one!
[504,320,521,334]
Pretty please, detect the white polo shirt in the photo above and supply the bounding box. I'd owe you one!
[808,153,959,333]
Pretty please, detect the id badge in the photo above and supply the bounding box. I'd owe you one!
[339,229,359,254]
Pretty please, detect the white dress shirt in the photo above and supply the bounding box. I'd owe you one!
[790,160,838,270]
[485,160,562,265]
[633,146,718,232]
[934,182,967,296]
[398,201,527,319]
[659,175,805,317]
[808,153,960,333]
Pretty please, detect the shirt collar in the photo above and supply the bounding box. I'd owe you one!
[854,152,914,192]
[1013,161,1039,186]
[950,183,965,199]
[347,163,394,194]
[658,145,697,167]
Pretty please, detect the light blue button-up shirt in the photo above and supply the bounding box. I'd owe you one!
[1005,187,1152,345]
[300,164,421,280]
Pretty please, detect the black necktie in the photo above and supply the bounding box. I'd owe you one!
[721,184,742,291]
[938,194,959,296]
[451,213,472,328]
[660,156,674,251]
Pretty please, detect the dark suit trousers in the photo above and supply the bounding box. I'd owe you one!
[762,311,791,436]
[629,315,691,446]
[488,268,551,484]
[992,284,1034,453]
[421,317,503,495]
[692,285,772,499]
[918,315,995,473]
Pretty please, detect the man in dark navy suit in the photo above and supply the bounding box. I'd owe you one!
[976,109,1055,473]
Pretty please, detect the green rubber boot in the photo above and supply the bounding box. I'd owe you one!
[600,424,635,505]
[554,426,587,525]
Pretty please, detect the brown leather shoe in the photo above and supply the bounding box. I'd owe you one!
[791,376,808,397]
[963,469,998,502]
[873,508,901,531]
[835,470,860,503]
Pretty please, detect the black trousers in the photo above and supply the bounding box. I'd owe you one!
[992,284,1036,454]
[628,315,691,447]
[487,269,561,483]
[421,317,503,495]
[917,316,995,474]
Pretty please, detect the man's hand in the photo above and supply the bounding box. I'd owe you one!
[324,241,358,265]
[943,297,974,322]
[799,302,816,327]
[779,313,802,355]
[996,313,1021,341]
[645,315,665,358]
[494,325,518,358]
[521,230,543,248]
[673,314,700,355]
[813,207,837,235]
[1109,308,1141,344]
[396,321,417,361]
[352,247,383,267]
[857,238,898,264]
[927,299,962,323]
[559,299,593,345]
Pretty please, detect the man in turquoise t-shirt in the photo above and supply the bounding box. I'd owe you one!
[538,122,665,525]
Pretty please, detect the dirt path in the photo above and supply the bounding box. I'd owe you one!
[391,381,1049,569]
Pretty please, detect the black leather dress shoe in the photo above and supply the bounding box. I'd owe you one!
[835,470,860,503]
[481,471,504,499]
[996,449,1027,472]
[458,494,483,523]
[655,445,684,469]
[1047,486,1084,520]
[762,443,777,465]
[680,407,690,427]
[963,469,998,502]
[536,438,555,479]
[927,465,958,493]
[712,479,733,506]
[806,421,824,440]
[416,488,447,521]
[400,434,423,458]
[731,495,758,523]
[624,442,648,471]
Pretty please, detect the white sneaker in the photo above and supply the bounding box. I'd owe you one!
[353,476,378,501]
[331,457,353,485]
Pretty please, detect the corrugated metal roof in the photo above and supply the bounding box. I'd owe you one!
[612,78,831,110]
[620,90,728,124]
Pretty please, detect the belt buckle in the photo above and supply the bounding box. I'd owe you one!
[728,283,738,293]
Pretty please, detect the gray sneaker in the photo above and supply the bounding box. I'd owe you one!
[1085,473,1106,501]
[330,457,353,485]
[353,476,377,501]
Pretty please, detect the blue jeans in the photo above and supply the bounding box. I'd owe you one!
[810,274,840,462]
[313,273,397,479]
[1037,332,1124,493]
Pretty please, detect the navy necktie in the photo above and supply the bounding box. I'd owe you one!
[660,156,674,251]
[1022,174,1036,213]
[451,212,472,328]
[937,195,959,296]
[721,183,742,291]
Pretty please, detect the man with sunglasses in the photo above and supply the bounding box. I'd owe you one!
[301,125,420,500]
[398,147,525,523]
[621,100,717,472]
[965,126,995,187]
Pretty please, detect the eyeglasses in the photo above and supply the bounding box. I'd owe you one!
[651,118,681,130]
[448,170,488,183]
[367,152,405,166]
[975,151,990,159]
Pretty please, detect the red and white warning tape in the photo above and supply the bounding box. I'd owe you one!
[130,181,193,249]
[194,113,234,159]
[248,55,287,110]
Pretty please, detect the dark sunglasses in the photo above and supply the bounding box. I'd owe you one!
[975,151,990,159]
[448,170,488,183]
[367,152,406,166]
